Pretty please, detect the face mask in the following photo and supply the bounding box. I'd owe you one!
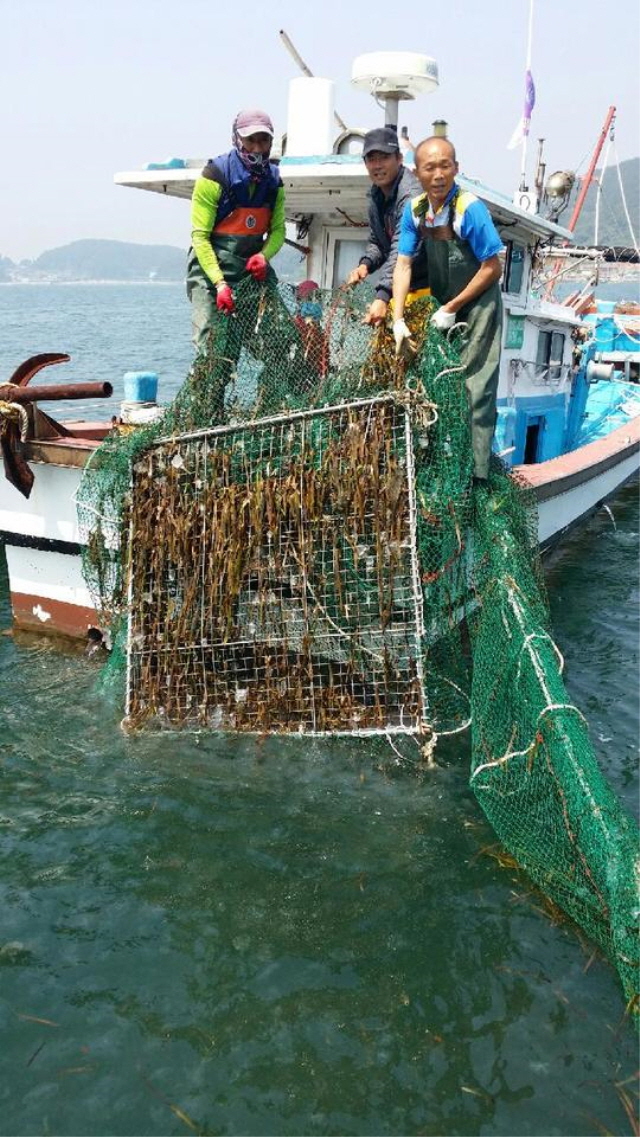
[233,125,271,179]
[236,145,267,170]
[300,301,322,320]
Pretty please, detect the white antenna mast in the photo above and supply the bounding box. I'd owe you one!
[520,0,535,191]
[278,30,347,132]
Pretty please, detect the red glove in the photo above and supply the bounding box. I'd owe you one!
[216,283,234,314]
[245,253,268,282]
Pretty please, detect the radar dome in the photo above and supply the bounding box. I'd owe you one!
[351,52,439,100]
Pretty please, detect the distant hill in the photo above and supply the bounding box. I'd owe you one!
[0,237,306,283]
[29,239,186,281]
[571,156,639,248]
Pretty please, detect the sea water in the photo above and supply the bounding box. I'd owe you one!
[0,284,638,1137]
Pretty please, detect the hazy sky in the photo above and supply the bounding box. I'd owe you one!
[1,0,638,261]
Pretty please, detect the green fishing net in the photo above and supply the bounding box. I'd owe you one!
[75,276,639,1003]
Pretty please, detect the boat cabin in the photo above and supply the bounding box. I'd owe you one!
[115,65,587,473]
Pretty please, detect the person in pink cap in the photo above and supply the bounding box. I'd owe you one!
[186,109,286,355]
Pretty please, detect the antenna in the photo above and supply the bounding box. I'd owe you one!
[279,30,347,132]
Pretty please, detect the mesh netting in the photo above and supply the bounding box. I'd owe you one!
[76,277,639,1003]
[468,485,639,1005]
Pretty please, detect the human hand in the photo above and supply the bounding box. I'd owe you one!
[347,264,369,286]
[393,319,416,358]
[363,299,388,326]
[245,253,268,282]
[429,307,456,331]
[216,283,235,314]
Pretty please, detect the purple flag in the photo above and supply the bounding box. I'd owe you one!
[508,69,536,149]
[523,69,536,135]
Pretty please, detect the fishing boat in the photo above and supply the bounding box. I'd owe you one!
[0,49,639,643]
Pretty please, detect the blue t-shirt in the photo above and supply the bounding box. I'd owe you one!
[398,183,504,263]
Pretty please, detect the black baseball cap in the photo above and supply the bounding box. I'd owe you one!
[362,126,400,158]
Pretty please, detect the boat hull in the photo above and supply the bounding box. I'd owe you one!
[1,419,639,641]
[517,415,640,551]
[0,445,100,640]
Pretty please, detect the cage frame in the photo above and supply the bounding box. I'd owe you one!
[124,394,430,736]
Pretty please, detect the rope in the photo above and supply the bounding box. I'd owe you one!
[612,140,640,254]
[0,400,29,442]
[471,702,589,779]
[594,133,613,246]
[613,315,640,344]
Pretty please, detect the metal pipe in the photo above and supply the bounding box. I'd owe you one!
[543,105,616,299]
[384,95,399,130]
[0,381,113,404]
[278,29,348,131]
[567,106,616,232]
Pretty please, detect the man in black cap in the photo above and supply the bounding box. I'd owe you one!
[347,126,429,325]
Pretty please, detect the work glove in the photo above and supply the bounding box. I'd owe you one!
[245,253,268,282]
[430,307,456,331]
[393,318,415,358]
[216,283,235,314]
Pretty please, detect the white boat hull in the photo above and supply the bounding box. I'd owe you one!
[517,416,640,550]
[1,418,639,641]
[0,442,99,640]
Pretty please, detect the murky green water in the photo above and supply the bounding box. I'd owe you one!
[1,285,638,1135]
[0,486,637,1137]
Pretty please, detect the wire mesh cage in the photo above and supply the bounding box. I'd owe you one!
[124,395,429,735]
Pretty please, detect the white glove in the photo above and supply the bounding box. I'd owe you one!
[430,307,456,331]
[393,318,413,357]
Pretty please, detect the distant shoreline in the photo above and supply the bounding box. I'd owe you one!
[0,279,183,286]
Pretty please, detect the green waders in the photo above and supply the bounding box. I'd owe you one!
[186,243,313,414]
[421,228,502,481]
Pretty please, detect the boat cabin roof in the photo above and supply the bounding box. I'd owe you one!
[114,153,574,247]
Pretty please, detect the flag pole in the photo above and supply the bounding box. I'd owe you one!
[519,0,535,189]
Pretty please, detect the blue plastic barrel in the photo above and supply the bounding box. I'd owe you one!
[123,371,158,403]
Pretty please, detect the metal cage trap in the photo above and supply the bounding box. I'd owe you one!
[124,395,430,735]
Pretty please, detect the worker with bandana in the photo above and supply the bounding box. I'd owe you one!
[186,109,286,354]
[392,136,503,483]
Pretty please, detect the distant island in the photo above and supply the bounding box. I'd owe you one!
[572,156,639,247]
[0,238,305,284]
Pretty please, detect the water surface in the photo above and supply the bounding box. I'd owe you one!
[0,285,638,1136]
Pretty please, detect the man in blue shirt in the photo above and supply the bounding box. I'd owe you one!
[392,136,503,482]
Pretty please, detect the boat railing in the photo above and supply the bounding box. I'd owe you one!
[508,357,573,390]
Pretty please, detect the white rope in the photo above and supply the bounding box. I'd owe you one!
[422,671,472,737]
[613,315,640,344]
[0,401,29,442]
[385,730,408,764]
[516,629,565,682]
[471,585,612,844]
[471,701,589,779]
[594,133,613,246]
[612,140,640,254]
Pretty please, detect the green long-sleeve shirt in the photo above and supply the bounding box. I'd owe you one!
[190,177,286,288]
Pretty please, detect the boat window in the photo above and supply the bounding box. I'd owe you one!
[331,238,369,289]
[550,332,566,380]
[536,330,552,370]
[503,241,526,294]
[536,329,566,381]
